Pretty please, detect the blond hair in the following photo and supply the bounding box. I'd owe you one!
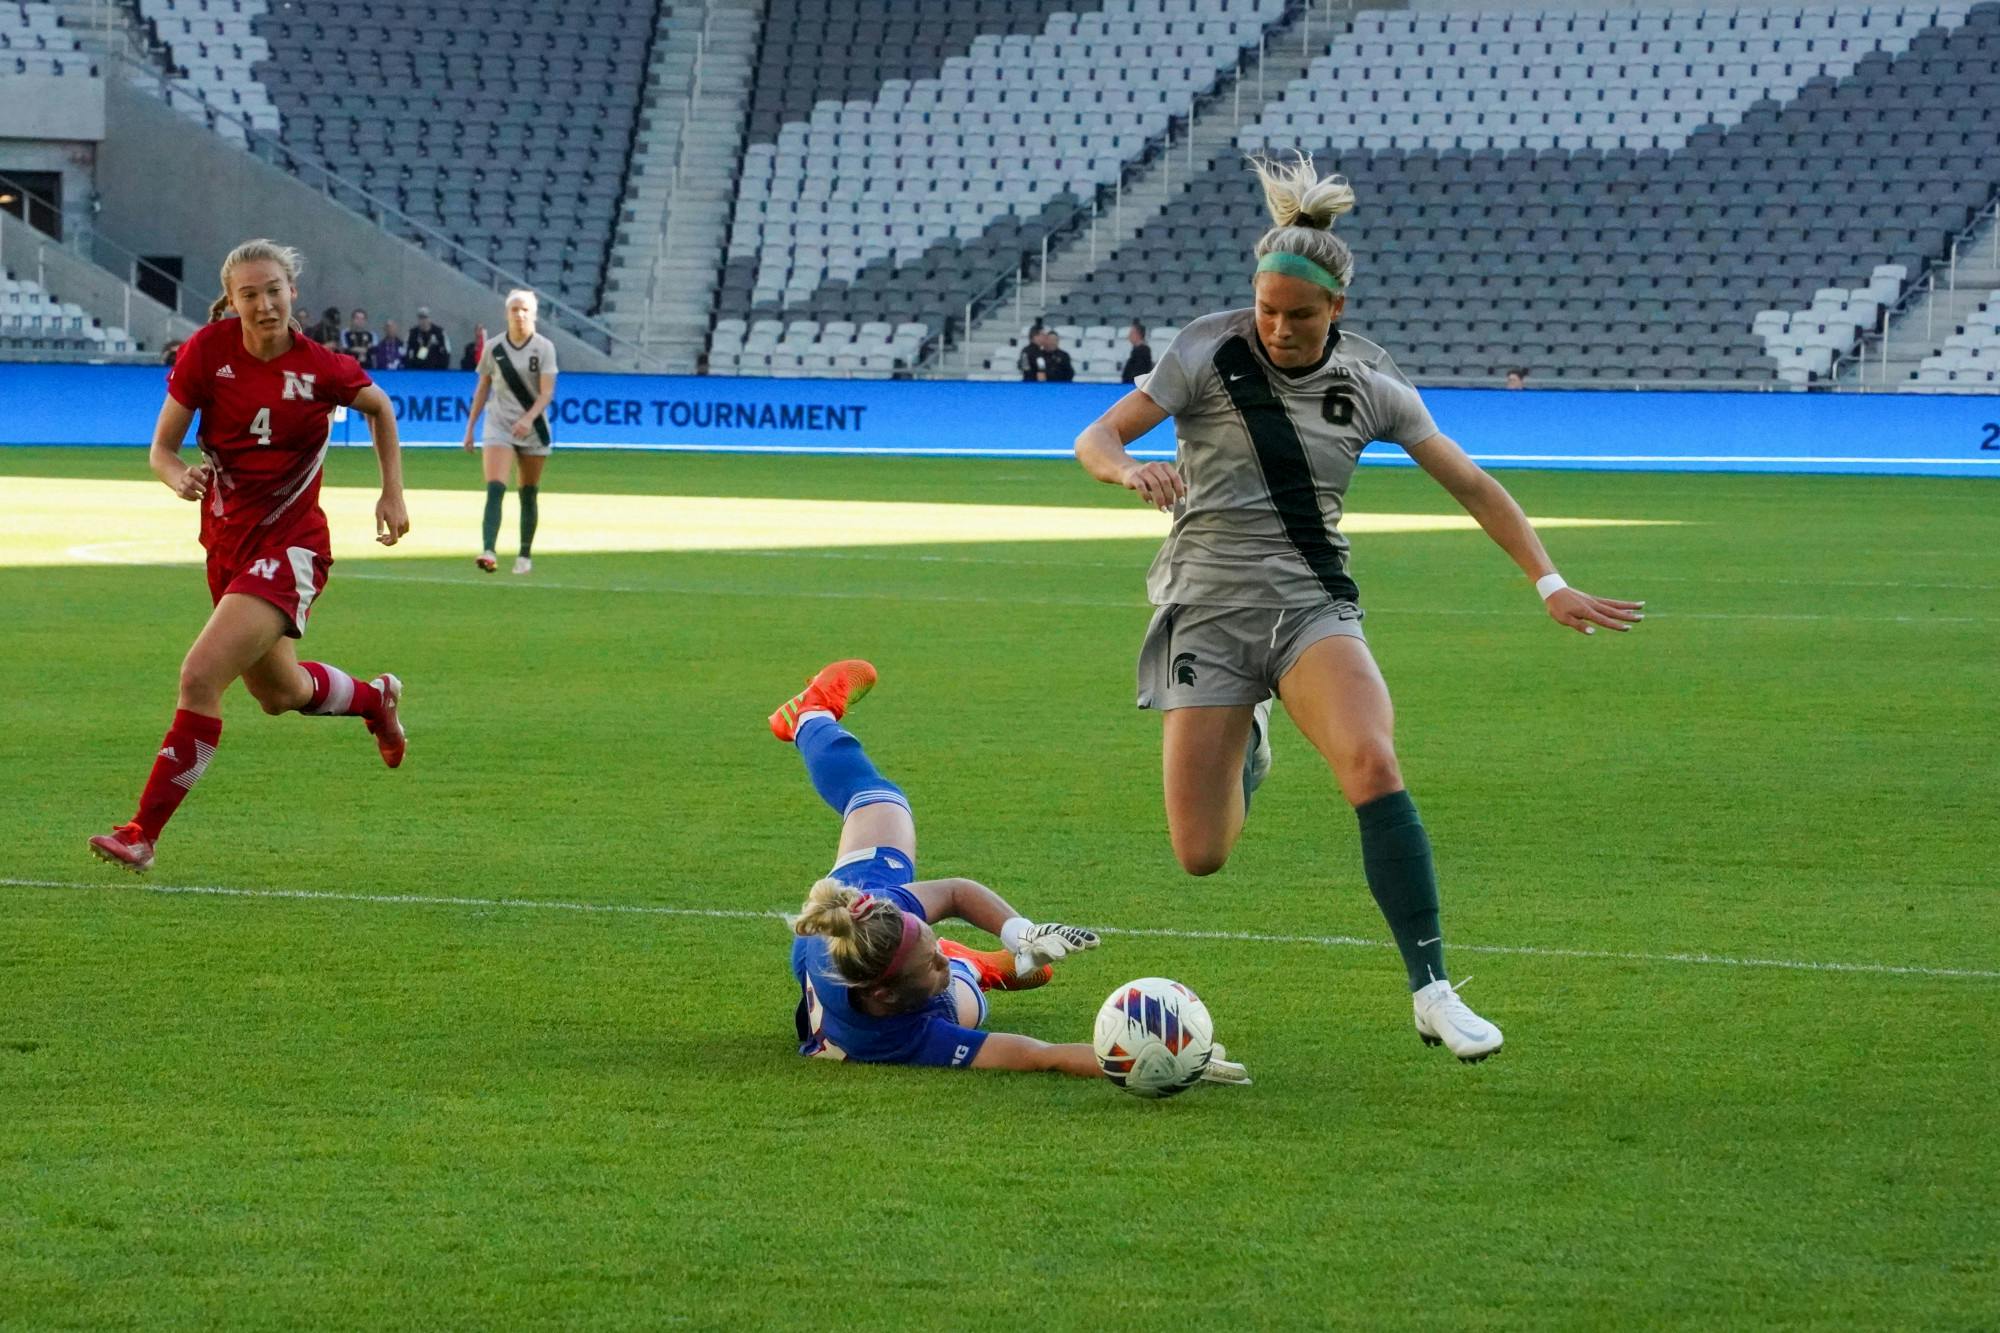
[505,288,539,312]
[791,877,906,984]
[209,238,305,323]
[1249,151,1358,292]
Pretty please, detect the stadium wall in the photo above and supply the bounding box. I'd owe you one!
[3,365,1997,476]
[91,80,618,372]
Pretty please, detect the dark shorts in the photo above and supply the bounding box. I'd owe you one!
[1136,600,1366,709]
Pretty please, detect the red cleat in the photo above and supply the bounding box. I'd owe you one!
[88,821,155,873]
[476,552,497,573]
[938,938,1052,992]
[366,673,406,768]
[768,659,877,741]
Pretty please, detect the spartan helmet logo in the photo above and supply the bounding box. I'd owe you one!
[1172,652,1198,686]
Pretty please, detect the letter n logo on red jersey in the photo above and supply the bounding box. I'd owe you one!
[281,371,317,400]
[249,557,281,580]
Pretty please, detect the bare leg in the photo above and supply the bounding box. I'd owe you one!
[178,594,292,717]
[1274,635,1402,806]
[1160,703,1258,876]
[239,634,313,715]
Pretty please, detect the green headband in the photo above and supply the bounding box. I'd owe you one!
[1256,252,1345,293]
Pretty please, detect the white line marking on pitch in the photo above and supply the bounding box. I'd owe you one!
[5,877,1992,982]
[339,571,1996,626]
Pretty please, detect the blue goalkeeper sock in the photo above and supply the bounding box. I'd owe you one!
[795,715,908,819]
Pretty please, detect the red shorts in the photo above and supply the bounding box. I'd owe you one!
[206,541,333,638]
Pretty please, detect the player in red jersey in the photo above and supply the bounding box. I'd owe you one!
[89,239,413,872]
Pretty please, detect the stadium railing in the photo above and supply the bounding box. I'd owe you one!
[1836,190,2000,388]
[102,47,664,370]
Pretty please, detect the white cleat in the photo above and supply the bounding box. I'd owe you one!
[1242,695,1273,806]
[511,556,533,576]
[1413,977,1503,1063]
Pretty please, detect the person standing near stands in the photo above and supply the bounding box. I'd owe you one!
[1121,321,1154,384]
[405,307,450,370]
[371,320,405,371]
[461,291,557,576]
[1017,321,1046,381]
[1505,367,1529,389]
[459,323,486,371]
[343,308,375,362]
[1040,331,1075,383]
[307,306,342,350]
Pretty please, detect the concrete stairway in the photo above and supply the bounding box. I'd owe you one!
[1844,211,2000,389]
[944,2,1364,376]
[601,0,762,372]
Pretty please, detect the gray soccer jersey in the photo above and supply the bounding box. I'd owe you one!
[478,332,559,447]
[1138,308,1440,609]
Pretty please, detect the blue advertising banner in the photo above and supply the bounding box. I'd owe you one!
[2,363,1995,476]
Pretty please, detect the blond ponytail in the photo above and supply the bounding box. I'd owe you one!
[792,877,908,984]
[1249,151,1358,292]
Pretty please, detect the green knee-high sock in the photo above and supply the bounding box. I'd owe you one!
[1356,789,1447,991]
[481,481,505,552]
[518,484,539,557]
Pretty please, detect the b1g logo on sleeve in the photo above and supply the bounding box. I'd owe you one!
[281,371,317,400]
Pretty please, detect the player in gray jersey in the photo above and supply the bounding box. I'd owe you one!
[463,288,559,575]
[1075,152,1644,1062]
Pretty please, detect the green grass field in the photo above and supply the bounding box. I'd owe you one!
[2,445,1995,1329]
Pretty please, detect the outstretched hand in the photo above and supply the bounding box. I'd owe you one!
[1010,921,1100,978]
[1546,587,1644,636]
[1202,1043,1252,1086]
[1120,460,1185,513]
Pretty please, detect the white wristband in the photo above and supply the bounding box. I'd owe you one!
[1535,573,1568,600]
[999,917,1033,954]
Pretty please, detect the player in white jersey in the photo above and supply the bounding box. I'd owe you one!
[463,288,559,574]
[1074,152,1645,1062]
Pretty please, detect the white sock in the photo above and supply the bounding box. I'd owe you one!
[794,709,835,733]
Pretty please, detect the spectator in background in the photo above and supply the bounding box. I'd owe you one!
[343,309,375,361]
[1017,322,1045,382]
[371,320,405,371]
[405,307,450,370]
[160,338,183,367]
[694,351,710,376]
[460,324,487,371]
[1505,367,1529,389]
[1040,331,1075,383]
[307,305,342,348]
[1121,320,1154,384]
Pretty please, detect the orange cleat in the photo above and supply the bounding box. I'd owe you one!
[938,938,1052,992]
[768,659,877,742]
[88,821,155,873]
[367,673,406,768]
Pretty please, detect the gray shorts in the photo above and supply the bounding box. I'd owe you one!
[483,428,552,458]
[1136,601,1366,710]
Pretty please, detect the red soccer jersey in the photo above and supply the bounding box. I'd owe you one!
[166,318,372,559]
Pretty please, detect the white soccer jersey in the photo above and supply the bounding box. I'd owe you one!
[478,332,559,446]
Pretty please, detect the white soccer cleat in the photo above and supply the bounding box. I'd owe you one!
[512,556,532,575]
[1242,695,1273,805]
[1413,977,1503,1062]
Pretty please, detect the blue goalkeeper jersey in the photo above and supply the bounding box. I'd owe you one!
[790,847,988,1068]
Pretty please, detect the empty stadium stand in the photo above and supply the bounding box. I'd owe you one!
[3,0,95,73]
[0,270,136,354]
[709,0,1288,375]
[129,0,278,141]
[1913,290,2000,385]
[1010,0,1999,386]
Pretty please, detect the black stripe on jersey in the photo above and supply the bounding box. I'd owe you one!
[492,341,552,446]
[1213,335,1359,603]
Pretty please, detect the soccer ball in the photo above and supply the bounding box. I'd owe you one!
[1093,977,1214,1099]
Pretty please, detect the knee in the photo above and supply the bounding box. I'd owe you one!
[1340,743,1404,806]
[251,688,290,716]
[1171,840,1232,877]
[176,660,225,711]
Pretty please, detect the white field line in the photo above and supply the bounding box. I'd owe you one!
[4,877,1993,982]
[337,571,1996,626]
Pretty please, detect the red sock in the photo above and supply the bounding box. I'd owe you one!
[300,662,383,718]
[133,709,223,842]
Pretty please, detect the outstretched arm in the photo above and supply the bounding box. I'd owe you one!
[1409,432,1644,635]
[907,878,1099,976]
[970,1032,1103,1077]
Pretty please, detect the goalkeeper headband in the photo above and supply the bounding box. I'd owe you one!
[865,910,925,985]
[1256,252,1344,292]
